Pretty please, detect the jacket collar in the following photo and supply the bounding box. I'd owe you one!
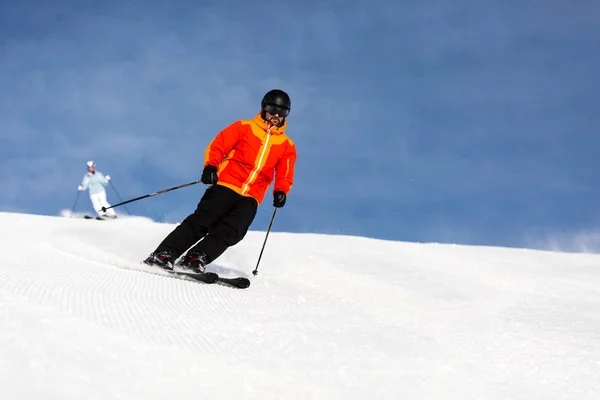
[252,113,287,135]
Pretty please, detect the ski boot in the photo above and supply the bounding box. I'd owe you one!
[177,252,209,273]
[143,250,176,270]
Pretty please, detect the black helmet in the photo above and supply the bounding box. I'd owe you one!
[261,89,291,113]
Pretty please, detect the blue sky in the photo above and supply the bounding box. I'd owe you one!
[1,0,599,250]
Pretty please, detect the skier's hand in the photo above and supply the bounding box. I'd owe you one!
[77,185,84,191]
[105,175,111,181]
[273,190,286,208]
[201,165,218,184]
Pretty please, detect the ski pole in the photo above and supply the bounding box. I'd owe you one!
[252,207,277,276]
[71,191,81,216]
[101,179,202,212]
[108,181,130,214]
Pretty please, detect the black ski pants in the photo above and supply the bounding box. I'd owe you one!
[155,185,258,264]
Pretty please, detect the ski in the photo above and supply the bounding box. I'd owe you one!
[216,275,251,289]
[173,270,251,289]
[133,263,251,289]
[170,270,220,284]
[83,215,106,220]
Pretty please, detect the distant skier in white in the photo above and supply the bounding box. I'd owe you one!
[78,161,117,219]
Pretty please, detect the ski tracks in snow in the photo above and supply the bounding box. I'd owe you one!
[0,217,347,398]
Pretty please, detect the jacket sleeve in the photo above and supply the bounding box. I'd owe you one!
[274,140,296,194]
[96,172,108,186]
[80,175,90,190]
[204,121,242,168]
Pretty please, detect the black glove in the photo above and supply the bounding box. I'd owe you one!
[273,190,286,208]
[201,165,218,184]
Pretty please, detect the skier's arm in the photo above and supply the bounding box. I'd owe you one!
[96,172,109,186]
[80,175,90,190]
[274,140,296,195]
[204,121,242,168]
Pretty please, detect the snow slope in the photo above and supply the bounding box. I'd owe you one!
[1,211,599,400]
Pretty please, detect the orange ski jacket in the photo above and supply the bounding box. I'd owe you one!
[204,113,297,204]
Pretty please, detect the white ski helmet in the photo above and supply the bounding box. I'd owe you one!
[86,161,96,168]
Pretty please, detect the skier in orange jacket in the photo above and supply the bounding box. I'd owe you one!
[144,89,297,272]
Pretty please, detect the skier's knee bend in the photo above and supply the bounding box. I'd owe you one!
[216,222,248,247]
[183,212,209,231]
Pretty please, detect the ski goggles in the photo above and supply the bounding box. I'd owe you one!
[263,104,290,118]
